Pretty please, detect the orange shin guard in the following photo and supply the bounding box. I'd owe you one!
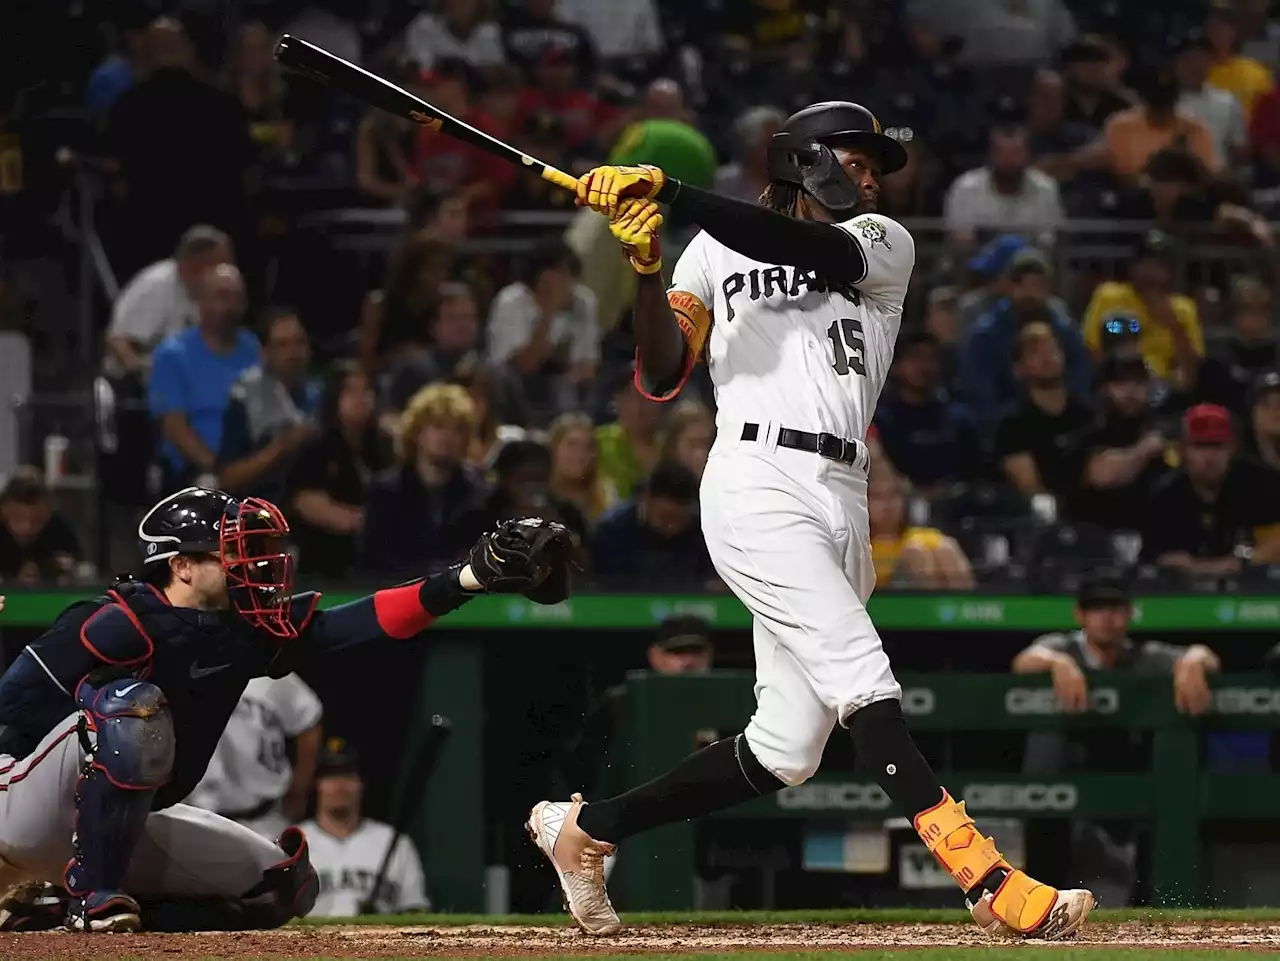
[912,792,1056,933]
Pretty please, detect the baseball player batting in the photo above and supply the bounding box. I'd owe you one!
[527,101,1095,940]
[0,487,573,933]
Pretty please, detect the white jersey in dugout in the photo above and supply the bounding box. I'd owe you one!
[669,213,914,441]
[185,674,322,816]
[299,818,430,917]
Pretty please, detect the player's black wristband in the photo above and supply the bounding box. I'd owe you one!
[418,564,473,616]
[655,179,864,282]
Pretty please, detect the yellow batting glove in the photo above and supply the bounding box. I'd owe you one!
[610,199,664,274]
[577,164,667,218]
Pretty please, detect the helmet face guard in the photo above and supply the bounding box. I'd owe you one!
[219,497,296,638]
[767,134,864,217]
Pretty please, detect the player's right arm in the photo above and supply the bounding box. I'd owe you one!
[610,201,713,401]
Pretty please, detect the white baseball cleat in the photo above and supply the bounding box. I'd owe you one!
[969,886,1096,940]
[526,793,621,935]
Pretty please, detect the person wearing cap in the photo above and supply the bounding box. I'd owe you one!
[298,738,429,917]
[942,124,1064,252]
[960,250,1091,433]
[1144,402,1280,573]
[1197,276,1278,416]
[1176,28,1249,165]
[1205,0,1275,118]
[1075,350,1170,531]
[1061,35,1134,130]
[1082,229,1204,386]
[993,322,1095,502]
[1011,575,1219,904]
[1247,370,1280,469]
[557,616,714,800]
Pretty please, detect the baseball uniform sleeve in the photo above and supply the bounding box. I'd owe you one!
[833,214,915,304]
[1135,641,1190,674]
[272,674,324,737]
[668,230,715,307]
[389,836,430,912]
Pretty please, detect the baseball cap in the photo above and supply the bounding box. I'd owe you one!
[316,737,361,778]
[1099,350,1149,383]
[1174,28,1212,55]
[1061,34,1112,65]
[1077,574,1131,610]
[1183,403,1234,444]
[654,614,712,654]
[1248,370,1280,407]
[1133,228,1176,263]
[966,234,1028,279]
[1007,248,1052,282]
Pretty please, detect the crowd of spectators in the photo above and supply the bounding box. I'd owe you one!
[5,0,1280,590]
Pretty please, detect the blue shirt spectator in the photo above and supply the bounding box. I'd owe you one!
[874,330,980,490]
[148,264,260,485]
[592,461,716,590]
[960,251,1091,433]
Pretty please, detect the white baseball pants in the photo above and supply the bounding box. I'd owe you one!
[700,435,901,786]
[0,713,286,897]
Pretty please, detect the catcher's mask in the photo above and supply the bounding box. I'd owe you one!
[219,496,296,638]
[767,101,907,217]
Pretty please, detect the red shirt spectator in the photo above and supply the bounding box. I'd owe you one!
[515,49,617,155]
[411,61,514,217]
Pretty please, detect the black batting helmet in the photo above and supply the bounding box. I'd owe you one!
[767,101,907,215]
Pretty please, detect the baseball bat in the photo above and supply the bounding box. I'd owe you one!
[357,714,453,915]
[273,35,579,194]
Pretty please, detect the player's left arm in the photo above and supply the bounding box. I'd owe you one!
[390,836,431,912]
[585,169,896,285]
[269,520,576,673]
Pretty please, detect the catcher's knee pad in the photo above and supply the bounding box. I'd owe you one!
[65,676,174,898]
[241,826,319,925]
[742,717,826,787]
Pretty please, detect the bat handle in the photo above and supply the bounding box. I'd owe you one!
[541,166,580,193]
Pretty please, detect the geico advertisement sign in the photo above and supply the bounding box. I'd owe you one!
[1213,688,1280,714]
[1004,687,1119,715]
[779,782,1079,813]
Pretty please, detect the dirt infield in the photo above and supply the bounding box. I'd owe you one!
[3,920,1280,959]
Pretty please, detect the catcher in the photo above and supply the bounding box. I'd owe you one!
[0,486,573,933]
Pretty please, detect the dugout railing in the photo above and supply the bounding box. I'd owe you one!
[613,670,1280,910]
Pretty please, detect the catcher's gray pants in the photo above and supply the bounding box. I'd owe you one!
[0,713,284,896]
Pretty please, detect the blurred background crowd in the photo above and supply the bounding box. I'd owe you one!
[3,0,1280,594]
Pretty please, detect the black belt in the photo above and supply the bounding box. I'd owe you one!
[741,423,866,467]
[218,797,277,822]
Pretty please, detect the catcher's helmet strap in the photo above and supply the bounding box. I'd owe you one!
[767,135,862,217]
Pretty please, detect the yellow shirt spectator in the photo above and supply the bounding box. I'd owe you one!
[1082,281,1204,379]
[872,527,947,587]
[1208,55,1274,117]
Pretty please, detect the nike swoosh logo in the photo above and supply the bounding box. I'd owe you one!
[117,682,142,697]
[190,662,232,679]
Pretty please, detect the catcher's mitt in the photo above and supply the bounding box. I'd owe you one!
[467,517,578,605]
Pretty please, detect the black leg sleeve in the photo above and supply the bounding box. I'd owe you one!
[848,699,947,818]
[849,699,1009,897]
[575,734,785,845]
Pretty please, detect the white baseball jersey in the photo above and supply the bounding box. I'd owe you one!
[670,213,915,441]
[299,818,430,916]
[186,674,322,815]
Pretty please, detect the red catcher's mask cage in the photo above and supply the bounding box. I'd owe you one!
[219,497,296,638]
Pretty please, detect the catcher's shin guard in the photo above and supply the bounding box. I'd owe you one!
[64,675,174,930]
[241,826,319,925]
[913,791,1056,934]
